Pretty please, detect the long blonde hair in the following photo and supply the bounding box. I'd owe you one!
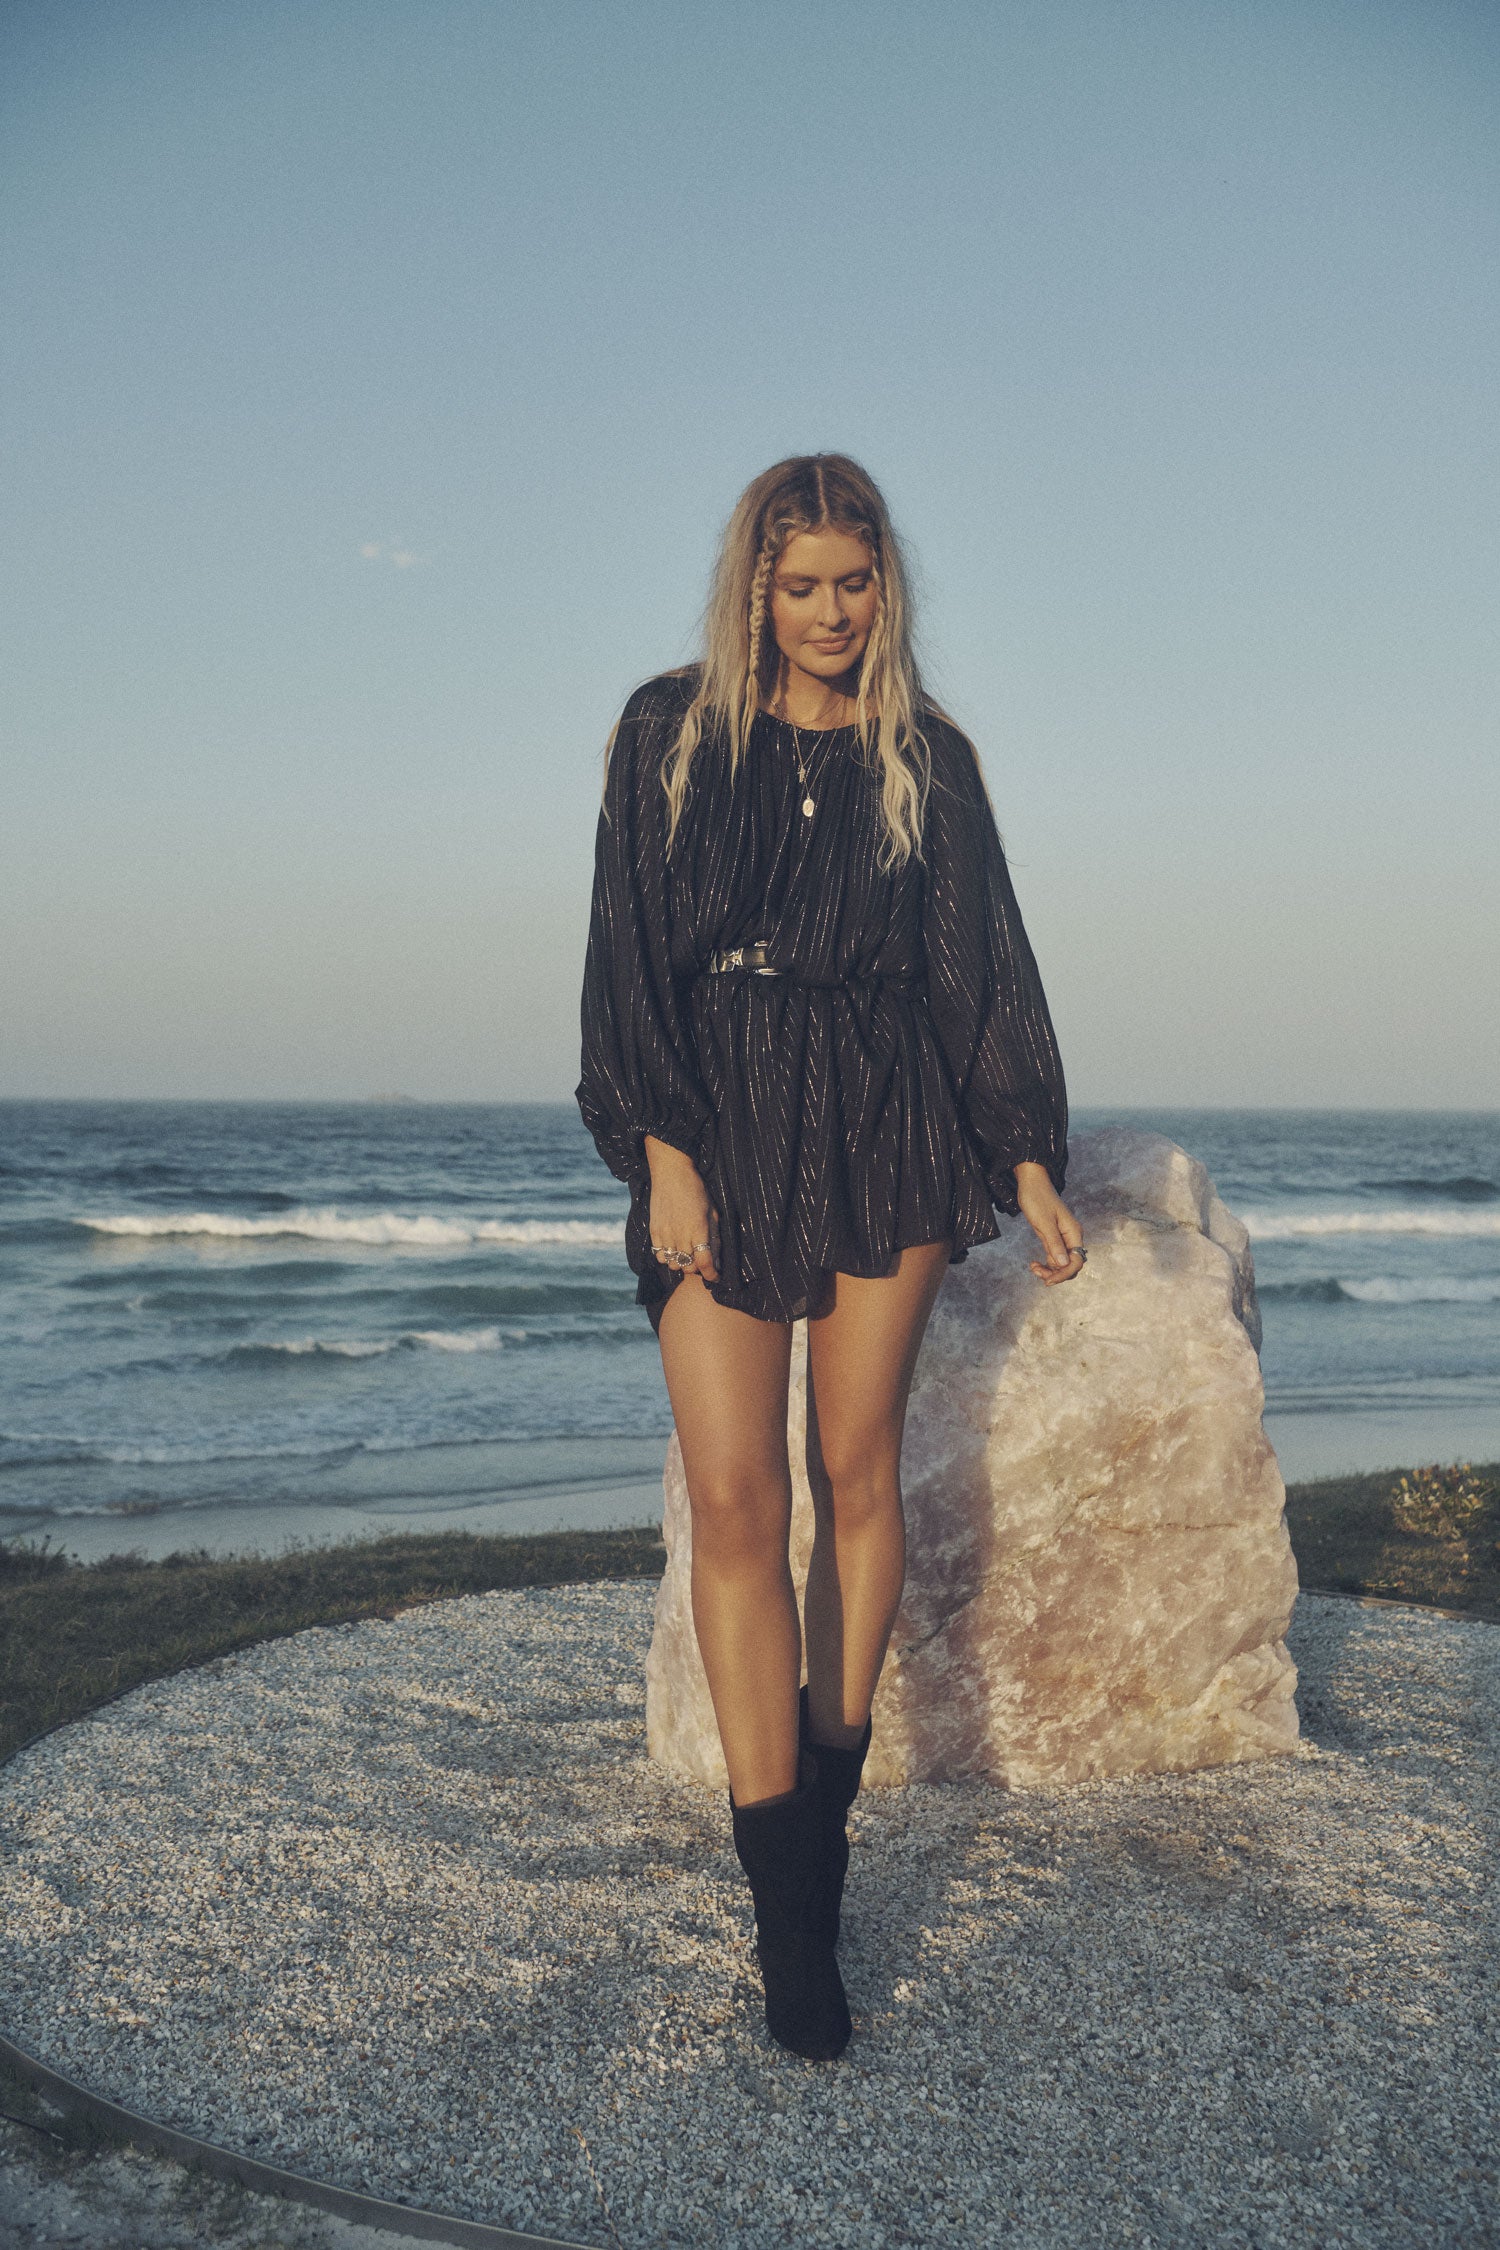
[651,454,938,871]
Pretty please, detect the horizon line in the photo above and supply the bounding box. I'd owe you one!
[1,1096,1497,1118]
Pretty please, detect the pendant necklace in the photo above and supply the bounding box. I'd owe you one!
[790,723,836,818]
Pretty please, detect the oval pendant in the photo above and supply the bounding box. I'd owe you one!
[802,795,816,817]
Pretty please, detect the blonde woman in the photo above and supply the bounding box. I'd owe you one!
[576,454,1081,2061]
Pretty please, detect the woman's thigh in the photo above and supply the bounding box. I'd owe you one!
[805,1242,952,1492]
[656,1274,795,1517]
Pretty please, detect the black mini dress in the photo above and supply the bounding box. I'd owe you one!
[574,668,1069,1333]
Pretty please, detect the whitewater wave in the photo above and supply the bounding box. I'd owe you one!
[0,1433,367,1472]
[227,1326,518,1363]
[1260,1276,1500,1305]
[76,1208,624,1248]
[231,1336,392,1361]
[1243,1209,1500,1240]
[1343,1276,1500,1304]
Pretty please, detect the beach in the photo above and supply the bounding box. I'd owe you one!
[2,1101,1497,1564]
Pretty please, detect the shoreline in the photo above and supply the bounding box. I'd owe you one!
[3,1474,665,1569]
[2,1460,1496,1766]
[10,1405,1500,1569]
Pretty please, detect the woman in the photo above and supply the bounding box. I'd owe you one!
[575,454,1082,2063]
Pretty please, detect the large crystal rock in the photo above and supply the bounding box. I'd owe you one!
[645,1128,1301,1788]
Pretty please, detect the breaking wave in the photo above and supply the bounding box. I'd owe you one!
[1242,1209,1500,1240]
[226,1327,516,1363]
[76,1208,624,1248]
[1259,1276,1500,1305]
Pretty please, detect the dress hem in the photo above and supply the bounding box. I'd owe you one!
[640,1208,1006,1335]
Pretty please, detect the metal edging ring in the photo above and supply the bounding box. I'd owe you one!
[0,2023,599,2250]
[2,1584,1492,2249]
[0,1701,603,2250]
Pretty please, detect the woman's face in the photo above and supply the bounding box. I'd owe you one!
[768,527,879,689]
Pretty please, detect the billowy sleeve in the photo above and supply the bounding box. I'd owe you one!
[919,723,1068,1217]
[574,684,717,1189]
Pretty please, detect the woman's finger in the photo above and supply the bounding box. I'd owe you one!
[1028,1206,1085,1281]
[1039,1223,1071,1268]
[693,1204,720,1283]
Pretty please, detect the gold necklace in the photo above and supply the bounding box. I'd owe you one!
[790,723,837,818]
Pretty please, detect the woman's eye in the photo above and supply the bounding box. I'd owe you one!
[779,580,868,598]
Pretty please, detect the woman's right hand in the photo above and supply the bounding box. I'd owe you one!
[644,1137,721,1284]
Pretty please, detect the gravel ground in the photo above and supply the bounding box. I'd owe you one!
[0,2109,410,2250]
[0,1583,1495,2250]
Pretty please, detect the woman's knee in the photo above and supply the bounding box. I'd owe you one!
[809,1434,902,1533]
[687,1463,792,1562]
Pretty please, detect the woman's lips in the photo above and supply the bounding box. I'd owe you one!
[810,637,852,653]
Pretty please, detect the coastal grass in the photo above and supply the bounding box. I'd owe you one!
[1282,1458,1499,1622]
[0,1525,665,1762]
[1,1462,1497,1763]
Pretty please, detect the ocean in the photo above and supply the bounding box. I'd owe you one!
[2,1102,1497,1561]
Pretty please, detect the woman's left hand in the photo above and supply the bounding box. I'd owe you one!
[1014,1161,1086,1285]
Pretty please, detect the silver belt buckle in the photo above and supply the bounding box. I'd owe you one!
[715,939,781,975]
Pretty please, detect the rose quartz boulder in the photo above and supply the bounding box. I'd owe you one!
[645,1128,1301,1789]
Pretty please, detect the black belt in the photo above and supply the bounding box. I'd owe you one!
[699,941,926,996]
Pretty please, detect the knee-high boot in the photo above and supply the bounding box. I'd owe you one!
[799,1685,873,1946]
[730,1750,852,2061]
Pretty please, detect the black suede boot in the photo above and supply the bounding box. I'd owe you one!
[730,1750,852,2061]
[799,1685,873,1946]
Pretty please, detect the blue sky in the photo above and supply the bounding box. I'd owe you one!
[3,0,1496,1105]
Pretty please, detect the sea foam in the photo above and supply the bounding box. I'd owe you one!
[77,1209,623,1247]
[1260,1276,1500,1304]
[228,1327,515,1361]
[1338,1276,1500,1304]
[1243,1209,1500,1240]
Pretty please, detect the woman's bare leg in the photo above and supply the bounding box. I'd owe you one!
[802,1241,952,1750]
[656,1275,799,1805]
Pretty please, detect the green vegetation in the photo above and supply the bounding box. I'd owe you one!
[0,1526,664,1761]
[1,1462,1496,1765]
[1282,1458,1499,1622]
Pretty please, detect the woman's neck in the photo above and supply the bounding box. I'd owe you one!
[765,664,859,730]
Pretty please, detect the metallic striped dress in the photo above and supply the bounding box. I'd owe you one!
[575,668,1069,1334]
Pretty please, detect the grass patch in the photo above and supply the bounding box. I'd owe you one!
[0,1526,665,1762]
[1282,1458,1500,1622]
[1,1461,1496,1765]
